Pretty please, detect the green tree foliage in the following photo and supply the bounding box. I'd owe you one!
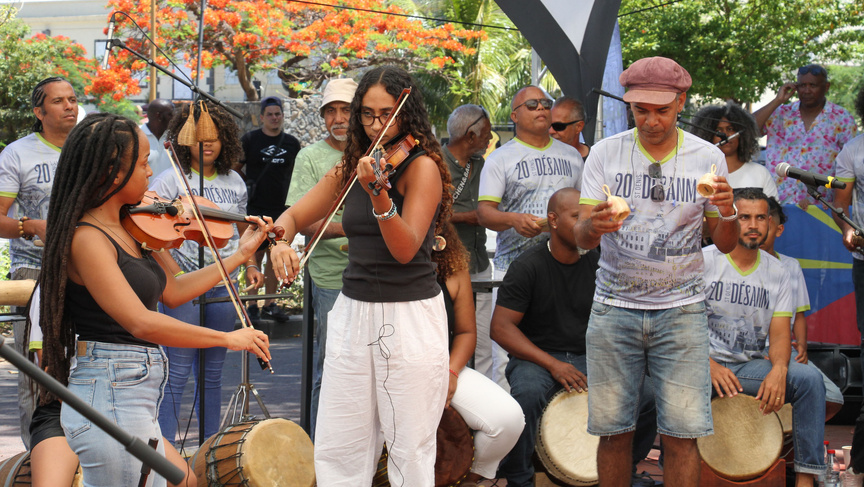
[0,6,95,148]
[828,64,864,128]
[408,0,531,129]
[618,0,863,104]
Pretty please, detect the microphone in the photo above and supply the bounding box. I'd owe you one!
[101,13,115,70]
[776,162,846,190]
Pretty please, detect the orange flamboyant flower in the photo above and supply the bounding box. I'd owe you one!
[90,0,484,101]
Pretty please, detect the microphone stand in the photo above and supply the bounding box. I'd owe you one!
[0,338,185,485]
[805,184,864,238]
[102,36,261,443]
[102,38,242,120]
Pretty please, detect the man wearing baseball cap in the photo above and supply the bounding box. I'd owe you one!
[285,77,358,439]
[575,57,739,486]
[237,96,302,322]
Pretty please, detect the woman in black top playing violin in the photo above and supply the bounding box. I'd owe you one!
[271,66,452,486]
[38,112,272,487]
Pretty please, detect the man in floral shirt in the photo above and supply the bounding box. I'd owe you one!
[754,64,857,208]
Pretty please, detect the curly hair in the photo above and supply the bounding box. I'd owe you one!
[339,66,452,234]
[38,113,140,403]
[689,102,760,163]
[432,222,469,281]
[165,100,243,176]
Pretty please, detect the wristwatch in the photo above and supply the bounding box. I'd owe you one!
[719,203,738,222]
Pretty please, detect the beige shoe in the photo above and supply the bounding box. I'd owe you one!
[844,468,864,487]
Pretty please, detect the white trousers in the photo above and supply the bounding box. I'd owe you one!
[450,367,525,478]
[315,293,449,487]
[474,265,510,391]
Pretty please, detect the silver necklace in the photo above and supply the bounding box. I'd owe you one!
[86,211,141,258]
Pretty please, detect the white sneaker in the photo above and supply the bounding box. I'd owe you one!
[843,467,864,487]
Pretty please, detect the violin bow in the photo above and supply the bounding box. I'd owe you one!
[165,141,274,373]
[294,87,412,273]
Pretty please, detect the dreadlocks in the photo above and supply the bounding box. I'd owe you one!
[340,66,453,235]
[38,113,140,404]
[165,101,243,176]
[30,76,72,133]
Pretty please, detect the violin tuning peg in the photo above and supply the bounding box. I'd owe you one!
[384,164,393,172]
[373,187,381,196]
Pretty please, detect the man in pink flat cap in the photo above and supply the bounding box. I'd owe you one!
[575,57,739,487]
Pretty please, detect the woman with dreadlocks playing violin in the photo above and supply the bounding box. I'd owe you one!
[38,112,272,486]
[271,66,452,486]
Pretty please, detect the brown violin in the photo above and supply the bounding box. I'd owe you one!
[367,134,419,196]
[122,191,283,251]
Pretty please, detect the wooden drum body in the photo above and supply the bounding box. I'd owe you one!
[373,406,474,487]
[697,394,783,481]
[536,390,599,486]
[189,418,315,487]
[0,452,82,487]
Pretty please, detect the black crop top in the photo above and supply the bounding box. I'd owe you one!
[340,147,441,302]
[66,222,166,347]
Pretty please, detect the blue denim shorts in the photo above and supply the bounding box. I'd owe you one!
[61,341,169,487]
[586,301,713,438]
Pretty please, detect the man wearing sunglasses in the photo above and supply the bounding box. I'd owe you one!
[549,95,590,159]
[575,56,740,487]
[477,85,585,390]
[754,63,857,209]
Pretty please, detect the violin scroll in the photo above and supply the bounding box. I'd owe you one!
[366,134,419,196]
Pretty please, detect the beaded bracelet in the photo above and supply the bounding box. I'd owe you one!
[270,238,291,250]
[18,216,33,240]
[246,264,260,271]
[372,199,397,221]
[449,368,459,378]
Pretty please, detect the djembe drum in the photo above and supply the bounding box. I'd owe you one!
[535,389,600,486]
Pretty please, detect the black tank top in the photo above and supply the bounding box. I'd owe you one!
[66,222,166,347]
[340,148,441,303]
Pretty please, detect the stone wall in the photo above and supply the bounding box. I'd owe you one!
[226,96,327,148]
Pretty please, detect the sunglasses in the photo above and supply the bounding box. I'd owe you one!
[550,120,583,132]
[798,65,827,77]
[462,107,490,139]
[648,162,665,202]
[513,98,553,112]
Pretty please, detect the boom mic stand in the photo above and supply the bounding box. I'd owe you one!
[0,338,185,485]
[101,32,265,444]
[805,184,864,238]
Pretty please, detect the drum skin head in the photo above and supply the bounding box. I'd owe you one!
[697,394,783,481]
[536,390,599,486]
[191,418,315,487]
[242,419,315,486]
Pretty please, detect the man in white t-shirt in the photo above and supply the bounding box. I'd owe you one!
[706,188,825,485]
[575,57,739,486]
[0,76,78,448]
[477,85,584,389]
[140,99,175,177]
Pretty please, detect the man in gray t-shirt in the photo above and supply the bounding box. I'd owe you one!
[575,57,739,486]
[0,76,78,448]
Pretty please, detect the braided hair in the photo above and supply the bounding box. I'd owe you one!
[340,66,452,235]
[30,76,72,133]
[38,113,140,403]
[165,101,243,176]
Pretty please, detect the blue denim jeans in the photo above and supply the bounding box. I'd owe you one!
[854,259,864,380]
[309,281,341,441]
[157,286,234,442]
[717,359,826,475]
[498,354,657,487]
[586,301,713,438]
[61,342,169,487]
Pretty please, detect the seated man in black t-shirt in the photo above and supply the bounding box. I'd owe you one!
[491,188,657,487]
